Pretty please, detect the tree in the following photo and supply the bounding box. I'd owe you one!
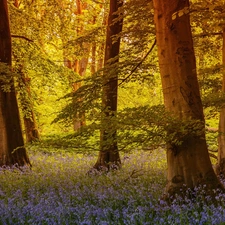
[93,0,123,170]
[0,0,30,166]
[13,0,40,143]
[62,0,90,131]
[217,28,225,176]
[18,70,40,143]
[153,0,222,195]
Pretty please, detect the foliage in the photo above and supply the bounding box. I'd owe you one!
[190,0,224,119]
[0,62,16,92]
[6,0,224,134]
[7,0,159,134]
[37,104,208,155]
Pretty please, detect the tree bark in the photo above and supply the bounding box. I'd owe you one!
[72,58,88,130]
[217,28,225,176]
[153,0,222,195]
[91,43,96,74]
[19,73,40,143]
[62,0,90,131]
[13,0,40,143]
[0,0,30,166]
[94,0,123,170]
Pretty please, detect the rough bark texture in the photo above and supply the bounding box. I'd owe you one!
[93,0,123,170]
[153,0,222,195]
[0,0,30,166]
[217,29,225,176]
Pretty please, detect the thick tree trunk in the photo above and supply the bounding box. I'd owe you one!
[217,29,225,176]
[0,0,30,167]
[153,0,222,195]
[94,0,123,171]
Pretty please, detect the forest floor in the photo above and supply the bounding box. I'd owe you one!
[0,147,225,224]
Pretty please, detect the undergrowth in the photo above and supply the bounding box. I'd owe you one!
[0,148,225,224]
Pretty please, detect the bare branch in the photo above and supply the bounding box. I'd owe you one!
[119,38,156,86]
[193,32,222,38]
[11,35,34,42]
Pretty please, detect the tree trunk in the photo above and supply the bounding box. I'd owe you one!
[72,58,88,130]
[0,0,30,167]
[13,0,40,143]
[62,0,90,131]
[217,29,225,176]
[19,73,40,143]
[91,43,96,74]
[91,16,97,75]
[96,3,107,72]
[153,0,222,195]
[93,0,123,170]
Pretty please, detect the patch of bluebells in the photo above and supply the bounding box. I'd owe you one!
[0,149,225,224]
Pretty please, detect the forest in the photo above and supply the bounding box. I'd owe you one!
[1,0,225,223]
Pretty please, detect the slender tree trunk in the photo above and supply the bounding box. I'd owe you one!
[91,16,97,74]
[217,28,225,176]
[72,58,88,130]
[13,0,40,143]
[91,43,96,74]
[153,0,222,195]
[97,44,104,71]
[72,0,89,131]
[62,0,90,131]
[0,0,30,166]
[19,72,40,143]
[93,0,123,170]
[96,2,107,72]
[63,55,89,131]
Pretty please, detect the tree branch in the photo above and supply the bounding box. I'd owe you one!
[119,38,156,86]
[193,32,223,38]
[11,35,34,42]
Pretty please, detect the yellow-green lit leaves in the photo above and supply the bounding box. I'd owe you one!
[172,7,189,20]
[0,62,14,92]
